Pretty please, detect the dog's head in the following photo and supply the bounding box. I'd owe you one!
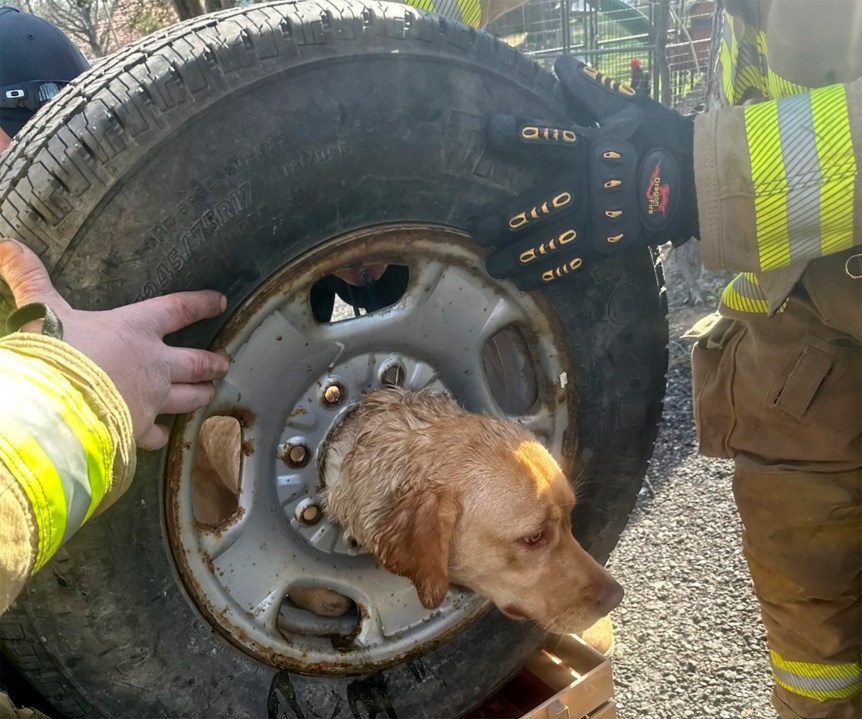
[366,406,623,634]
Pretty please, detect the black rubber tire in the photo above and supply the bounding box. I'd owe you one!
[0,2,668,717]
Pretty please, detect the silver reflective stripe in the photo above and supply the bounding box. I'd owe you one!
[773,665,862,695]
[735,34,764,71]
[776,92,823,263]
[36,82,62,103]
[432,0,462,20]
[0,368,92,544]
[47,406,93,544]
[719,271,789,316]
[734,273,762,296]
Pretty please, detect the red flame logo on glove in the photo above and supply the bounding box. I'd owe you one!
[646,161,670,216]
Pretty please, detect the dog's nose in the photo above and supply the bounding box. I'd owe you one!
[594,577,624,614]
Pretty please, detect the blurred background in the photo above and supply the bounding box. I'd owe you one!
[4,0,716,113]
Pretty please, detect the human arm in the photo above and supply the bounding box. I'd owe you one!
[698,0,862,271]
[0,239,229,613]
[694,78,861,273]
[0,332,135,614]
[472,48,860,287]
[401,0,525,28]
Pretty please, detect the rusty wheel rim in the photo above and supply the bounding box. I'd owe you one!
[165,225,575,674]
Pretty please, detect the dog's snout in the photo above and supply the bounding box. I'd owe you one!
[592,577,624,615]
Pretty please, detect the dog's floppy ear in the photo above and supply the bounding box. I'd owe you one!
[373,489,460,609]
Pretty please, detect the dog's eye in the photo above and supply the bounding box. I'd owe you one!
[522,530,544,546]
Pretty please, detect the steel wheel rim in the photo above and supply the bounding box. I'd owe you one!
[165,224,576,673]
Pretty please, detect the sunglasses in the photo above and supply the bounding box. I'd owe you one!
[0,79,68,113]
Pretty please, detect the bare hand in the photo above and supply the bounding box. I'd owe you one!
[0,239,230,449]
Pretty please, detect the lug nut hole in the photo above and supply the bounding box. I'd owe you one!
[295,498,323,525]
[322,382,346,407]
[280,441,310,468]
[380,363,405,387]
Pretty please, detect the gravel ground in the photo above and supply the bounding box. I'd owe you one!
[1,252,777,718]
[607,252,776,719]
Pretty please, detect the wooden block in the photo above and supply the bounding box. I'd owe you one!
[547,698,572,718]
[588,701,617,719]
[464,634,615,719]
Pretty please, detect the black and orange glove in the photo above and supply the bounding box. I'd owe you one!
[473,56,698,291]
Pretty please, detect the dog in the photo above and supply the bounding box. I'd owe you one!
[320,387,622,633]
[194,388,622,634]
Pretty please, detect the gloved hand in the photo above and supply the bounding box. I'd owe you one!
[473,56,698,291]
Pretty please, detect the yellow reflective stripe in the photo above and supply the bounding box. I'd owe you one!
[403,0,434,11]
[744,87,856,268]
[734,66,767,102]
[13,352,112,523]
[455,0,481,27]
[732,25,769,102]
[755,29,768,57]
[404,0,482,27]
[721,272,770,314]
[72,400,111,525]
[720,15,735,103]
[768,71,806,99]
[819,174,856,255]
[771,651,862,701]
[745,100,791,269]
[772,652,862,679]
[724,14,805,103]
[0,425,67,570]
[810,84,856,256]
[0,349,113,571]
[402,0,480,26]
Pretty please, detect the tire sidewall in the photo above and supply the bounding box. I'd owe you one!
[0,4,666,717]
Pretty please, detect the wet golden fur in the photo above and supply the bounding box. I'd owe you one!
[322,387,622,632]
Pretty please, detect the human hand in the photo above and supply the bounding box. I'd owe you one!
[0,239,230,449]
[473,56,698,291]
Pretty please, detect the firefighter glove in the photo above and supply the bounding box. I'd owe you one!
[473,55,698,291]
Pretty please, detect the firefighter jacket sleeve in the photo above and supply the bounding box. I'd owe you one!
[401,0,525,29]
[693,77,861,274]
[0,332,135,615]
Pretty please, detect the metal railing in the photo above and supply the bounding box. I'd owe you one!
[487,0,716,111]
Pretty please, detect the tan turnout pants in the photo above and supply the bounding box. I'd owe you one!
[0,693,49,719]
[691,252,862,719]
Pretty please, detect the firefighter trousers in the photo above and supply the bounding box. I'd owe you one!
[691,260,862,719]
[734,468,861,719]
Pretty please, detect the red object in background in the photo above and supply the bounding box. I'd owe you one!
[629,57,651,95]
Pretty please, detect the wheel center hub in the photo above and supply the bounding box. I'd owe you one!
[276,351,444,556]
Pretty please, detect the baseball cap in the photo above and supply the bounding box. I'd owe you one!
[0,6,89,137]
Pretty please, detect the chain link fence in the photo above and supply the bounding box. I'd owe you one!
[486,0,716,112]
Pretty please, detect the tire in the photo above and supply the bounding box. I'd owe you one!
[0,2,668,717]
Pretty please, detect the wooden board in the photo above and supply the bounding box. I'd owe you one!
[464,634,616,719]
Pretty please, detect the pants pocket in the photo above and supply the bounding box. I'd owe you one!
[767,335,837,424]
[690,315,745,458]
